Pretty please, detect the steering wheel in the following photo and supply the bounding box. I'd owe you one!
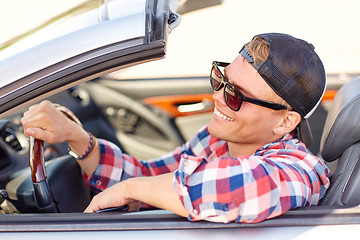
[7,134,91,213]
[29,137,60,212]
[3,104,92,213]
[29,136,59,212]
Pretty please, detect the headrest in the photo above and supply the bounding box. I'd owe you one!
[321,77,360,162]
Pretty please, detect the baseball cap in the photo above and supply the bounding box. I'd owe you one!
[240,33,326,146]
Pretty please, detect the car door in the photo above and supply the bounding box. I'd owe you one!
[0,0,179,199]
[0,0,177,115]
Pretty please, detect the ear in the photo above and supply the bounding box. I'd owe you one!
[273,111,301,136]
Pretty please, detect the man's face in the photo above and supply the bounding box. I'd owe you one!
[208,54,285,153]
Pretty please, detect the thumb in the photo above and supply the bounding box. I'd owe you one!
[25,127,53,143]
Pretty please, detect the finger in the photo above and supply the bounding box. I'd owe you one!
[84,196,102,213]
[25,103,40,115]
[21,105,50,130]
[24,127,54,142]
[84,204,95,213]
[84,184,132,213]
[55,105,83,127]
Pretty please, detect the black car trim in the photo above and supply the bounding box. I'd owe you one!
[145,0,170,43]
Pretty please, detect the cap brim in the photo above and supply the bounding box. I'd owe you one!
[298,118,313,147]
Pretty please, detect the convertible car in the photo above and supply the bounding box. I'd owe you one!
[1,0,360,239]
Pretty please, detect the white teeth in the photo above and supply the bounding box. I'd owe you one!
[214,107,235,122]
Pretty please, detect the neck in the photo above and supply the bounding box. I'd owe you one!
[227,142,260,157]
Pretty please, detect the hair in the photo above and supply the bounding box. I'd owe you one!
[245,36,292,110]
[246,36,270,64]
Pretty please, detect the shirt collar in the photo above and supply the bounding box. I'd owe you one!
[256,130,299,153]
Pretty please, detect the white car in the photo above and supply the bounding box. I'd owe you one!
[1,0,360,239]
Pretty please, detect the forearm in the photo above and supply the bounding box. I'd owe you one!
[84,172,188,218]
[127,173,188,217]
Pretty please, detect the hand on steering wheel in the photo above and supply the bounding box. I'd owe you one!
[21,100,83,144]
[24,101,85,212]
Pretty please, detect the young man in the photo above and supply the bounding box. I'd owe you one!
[21,33,331,223]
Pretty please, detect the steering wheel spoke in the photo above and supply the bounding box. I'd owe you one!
[29,136,58,213]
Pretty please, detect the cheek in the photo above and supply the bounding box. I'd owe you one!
[234,105,277,128]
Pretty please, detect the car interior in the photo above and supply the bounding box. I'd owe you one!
[319,76,360,207]
[0,75,213,213]
[0,75,359,216]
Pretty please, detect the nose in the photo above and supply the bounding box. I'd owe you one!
[212,87,226,106]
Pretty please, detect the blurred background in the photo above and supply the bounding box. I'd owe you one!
[0,0,359,78]
[0,1,84,44]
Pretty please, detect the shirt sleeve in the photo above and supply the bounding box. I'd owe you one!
[174,151,330,223]
[83,137,192,193]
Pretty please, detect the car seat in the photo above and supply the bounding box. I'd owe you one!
[320,77,360,206]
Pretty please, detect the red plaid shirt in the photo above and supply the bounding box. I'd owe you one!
[84,126,330,223]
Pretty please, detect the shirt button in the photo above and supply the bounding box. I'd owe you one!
[96,180,102,185]
[193,209,199,215]
[183,160,189,167]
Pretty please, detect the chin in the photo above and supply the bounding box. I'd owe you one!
[208,118,227,140]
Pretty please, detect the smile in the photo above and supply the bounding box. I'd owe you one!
[214,107,235,122]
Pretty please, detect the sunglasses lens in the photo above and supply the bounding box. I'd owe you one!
[224,84,242,110]
[210,66,223,90]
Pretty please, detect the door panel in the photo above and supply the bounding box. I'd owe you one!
[83,77,213,159]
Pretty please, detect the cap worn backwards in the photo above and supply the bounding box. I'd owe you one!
[240,33,326,119]
[240,33,327,146]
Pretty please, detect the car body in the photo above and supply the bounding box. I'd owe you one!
[1,0,360,239]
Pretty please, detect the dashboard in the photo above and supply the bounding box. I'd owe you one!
[0,85,121,190]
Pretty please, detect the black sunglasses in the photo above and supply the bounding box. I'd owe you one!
[210,61,289,111]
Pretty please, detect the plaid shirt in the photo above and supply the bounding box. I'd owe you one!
[85,126,330,223]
